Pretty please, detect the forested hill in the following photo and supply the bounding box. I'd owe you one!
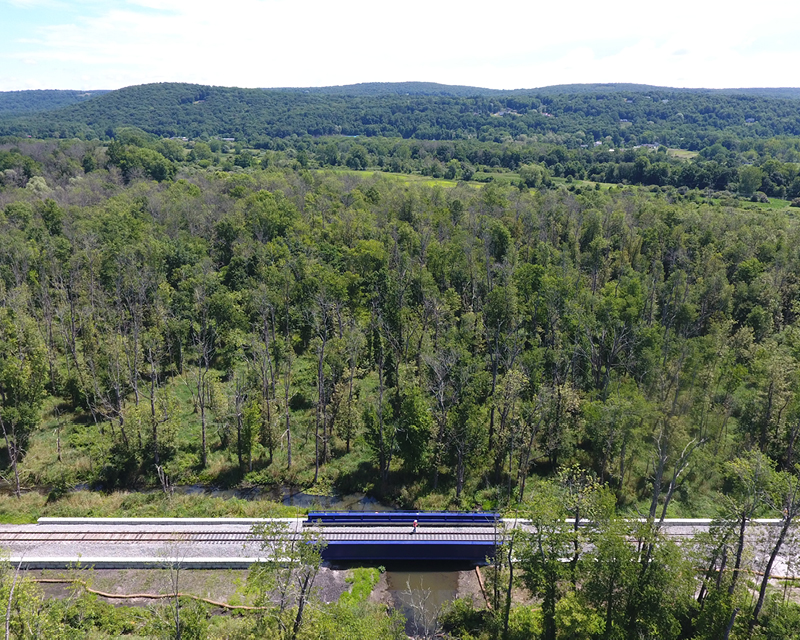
[283,81,800,99]
[2,81,800,146]
[0,89,109,117]
[269,81,503,96]
[529,83,800,99]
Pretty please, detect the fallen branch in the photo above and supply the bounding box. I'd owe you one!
[474,566,491,611]
[33,578,267,611]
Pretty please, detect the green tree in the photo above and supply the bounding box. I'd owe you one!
[582,518,639,638]
[395,384,434,474]
[739,165,764,196]
[0,306,47,496]
[519,163,550,188]
[247,521,327,640]
[518,479,574,640]
[345,146,368,170]
[107,141,176,182]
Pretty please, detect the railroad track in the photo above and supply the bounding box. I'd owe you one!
[0,531,259,544]
[0,529,498,544]
[0,519,788,569]
[0,519,778,547]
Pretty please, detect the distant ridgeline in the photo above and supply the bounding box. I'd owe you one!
[0,89,110,117]
[1,81,800,147]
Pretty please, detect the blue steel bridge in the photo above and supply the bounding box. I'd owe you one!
[304,511,500,563]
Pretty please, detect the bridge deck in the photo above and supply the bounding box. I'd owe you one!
[8,516,778,568]
[0,519,502,566]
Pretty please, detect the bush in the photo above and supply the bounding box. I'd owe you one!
[440,598,493,639]
[752,595,800,639]
[340,567,380,605]
[146,598,209,640]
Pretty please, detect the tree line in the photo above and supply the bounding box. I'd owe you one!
[7,126,800,205]
[2,82,800,149]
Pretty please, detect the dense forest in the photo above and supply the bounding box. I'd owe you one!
[7,134,800,506]
[4,82,800,204]
[3,82,800,148]
[2,85,800,636]
[0,89,109,117]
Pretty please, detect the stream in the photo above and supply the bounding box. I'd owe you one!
[386,569,460,637]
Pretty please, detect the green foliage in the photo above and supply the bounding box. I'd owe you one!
[395,385,434,474]
[0,309,48,442]
[0,89,109,116]
[5,134,800,541]
[554,591,604,640]
[246,521,327,640]
[519,162,551,188]
[107,140,176,182]
[752,596,800,640]
[0,491,299,524]
[440,597,494,639]
[5,82,800,152]
[0,149,41,187]
[304,599,407,640]
[739,164,764,195]
[517,479,588,638]
[339,567,380,605]
[146,597,210,640]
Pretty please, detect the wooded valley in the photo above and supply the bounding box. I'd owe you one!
[2,82,800,638]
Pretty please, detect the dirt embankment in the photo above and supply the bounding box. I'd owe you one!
[29,566,486,611]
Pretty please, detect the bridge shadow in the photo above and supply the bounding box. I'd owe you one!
[324,559,485,571]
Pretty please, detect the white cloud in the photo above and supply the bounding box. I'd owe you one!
[1,0,800,90]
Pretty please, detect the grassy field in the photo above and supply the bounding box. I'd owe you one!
[667,148,699,160]
[748,196,796,212]
[315,168,476,188]
[0,490,302,524]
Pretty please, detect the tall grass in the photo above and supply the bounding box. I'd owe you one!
[0,490,300,524]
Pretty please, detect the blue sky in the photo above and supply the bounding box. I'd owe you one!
[2,0,800,91]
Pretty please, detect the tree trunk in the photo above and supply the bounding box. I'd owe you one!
[750,513,794,632]
[285,363,292,470]
[197,364,208,468]
[148,346,159,465]
[502,536,514,640]
[649,430,667,521]
[235,379,245,472]
[0,416,21,498]
[346,362,355,454]
[314,334,327,483]
[5,561,21,640]
[729,513,749,596]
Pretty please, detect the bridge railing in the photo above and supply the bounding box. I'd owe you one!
[304,511,500,527]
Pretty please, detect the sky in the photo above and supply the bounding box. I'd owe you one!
[1,0,800,92]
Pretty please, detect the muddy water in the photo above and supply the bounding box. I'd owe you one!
[386,570,459,637]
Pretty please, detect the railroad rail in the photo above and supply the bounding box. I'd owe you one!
[0,529,495,543]
[304,511,499,527]
[0,516,789,569]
